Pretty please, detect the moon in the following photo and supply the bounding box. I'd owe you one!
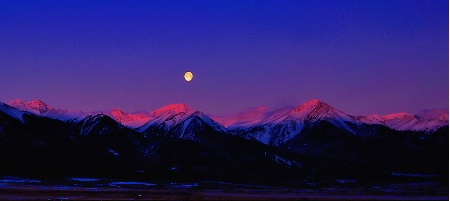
[184,71,193,82]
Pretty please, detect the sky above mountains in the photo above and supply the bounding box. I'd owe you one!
[0,0,448,116]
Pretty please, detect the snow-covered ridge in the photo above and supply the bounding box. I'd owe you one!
[0,102,25,121]
[358,110,448,131]
[7,99,88,122]
[214,99,448,132]
[150,103,193,117]
[107,109,152,128]
[8,99,52,115]
[137,103,196,132]
[3,99,448,132]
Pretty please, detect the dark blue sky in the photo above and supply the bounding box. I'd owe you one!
[0,0,448,115]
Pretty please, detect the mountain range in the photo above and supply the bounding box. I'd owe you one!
[5,99,448,146]
[7,99,449,130]
[0,99,448,186]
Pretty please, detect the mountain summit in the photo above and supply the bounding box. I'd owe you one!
[8,99,53,115]
[288,99,355,123]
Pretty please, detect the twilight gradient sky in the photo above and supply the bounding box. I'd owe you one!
[0,0,448,116]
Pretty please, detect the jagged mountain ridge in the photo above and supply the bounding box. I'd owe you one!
[8,99,89,123]
[218,99,447,146]
[4,98,448,148]
[108,109,151,128]
[5,99,448,135]
[213,99,448,132]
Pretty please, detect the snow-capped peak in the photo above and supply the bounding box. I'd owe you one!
[150,103,193,117]
[29,99,52,110]
[182,111,229,133]
[288,99,354,122]
[8,99,52,115]
[290,99,325,115]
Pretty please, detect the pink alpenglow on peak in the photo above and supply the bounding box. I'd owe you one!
[150,103,193,117]
[109,109,152,128]
[137,103,197,133]
[288,99,355,123]
[214,99,356,131]
[291,99,322,111]
[289,99,327,117]
[382,113,416,121]
[8,99,52,115]
[7,99,87,122]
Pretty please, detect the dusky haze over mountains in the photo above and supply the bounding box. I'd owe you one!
[0,0,448,116]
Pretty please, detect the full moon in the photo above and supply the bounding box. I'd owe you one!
[184,71,193,82]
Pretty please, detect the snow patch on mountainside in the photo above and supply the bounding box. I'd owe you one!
[246,121,304,146]
[0,102,25,121]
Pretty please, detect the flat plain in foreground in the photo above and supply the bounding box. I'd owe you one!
[0,182,447,200]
